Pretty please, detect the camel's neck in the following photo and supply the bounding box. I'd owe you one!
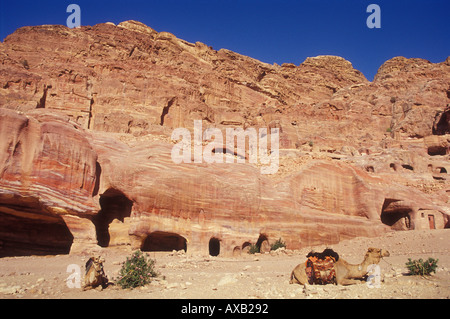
[343,255,379,277]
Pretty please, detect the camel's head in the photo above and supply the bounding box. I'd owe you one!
[365,247,390,263]
[85,256,105,274]
[93,257,105,269]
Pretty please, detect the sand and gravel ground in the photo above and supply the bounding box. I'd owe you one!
[0,229,449,299]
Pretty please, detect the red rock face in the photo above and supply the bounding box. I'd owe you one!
[0,21,449,257]
[0,109,99,256]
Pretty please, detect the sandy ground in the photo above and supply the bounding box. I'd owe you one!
[0,229,449,299]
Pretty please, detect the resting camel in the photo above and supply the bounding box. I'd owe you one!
[83,256,109,291]
[290,247,390,286]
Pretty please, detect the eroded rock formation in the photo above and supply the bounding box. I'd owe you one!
[0,21,448,257]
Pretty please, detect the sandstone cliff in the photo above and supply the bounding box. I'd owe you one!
[0,21,448,257]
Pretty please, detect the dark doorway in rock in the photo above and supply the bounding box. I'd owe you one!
[93,188,133,247]
[242,241,252,254]
[380,199,412,230]
[428,146,447,156]
[209,237,221,256]
[401,164,414,171]
[141,231,187,252]
[432,108,450,135]
[0,209,73,257]
[256,234,270,253]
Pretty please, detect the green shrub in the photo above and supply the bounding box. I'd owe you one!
[405,257,439,276]
[270,238,286,251]
[247,238,287,254]
[248,243,260,254]
[116,250,159,289]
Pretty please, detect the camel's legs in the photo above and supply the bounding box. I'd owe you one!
[338,278,364,286]
[289,271,302,285]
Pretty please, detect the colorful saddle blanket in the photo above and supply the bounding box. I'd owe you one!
[305,256,337,285]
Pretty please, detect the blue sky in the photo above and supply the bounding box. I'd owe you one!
[0,0,449,80]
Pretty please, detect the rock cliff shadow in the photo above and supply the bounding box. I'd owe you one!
[93,188,133,247]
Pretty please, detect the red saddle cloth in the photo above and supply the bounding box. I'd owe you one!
[305,256,337,285]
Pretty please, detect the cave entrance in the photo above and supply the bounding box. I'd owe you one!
[256,234,270,253]
[141,232,187,252]
[93,188,133,247]
[209,237,221,256]
[401,164,414,171]
[428,146,447,156]
[380,199,413,231]
[0,209,73,257]
[242,241,252,254]
[432,108,450,135]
